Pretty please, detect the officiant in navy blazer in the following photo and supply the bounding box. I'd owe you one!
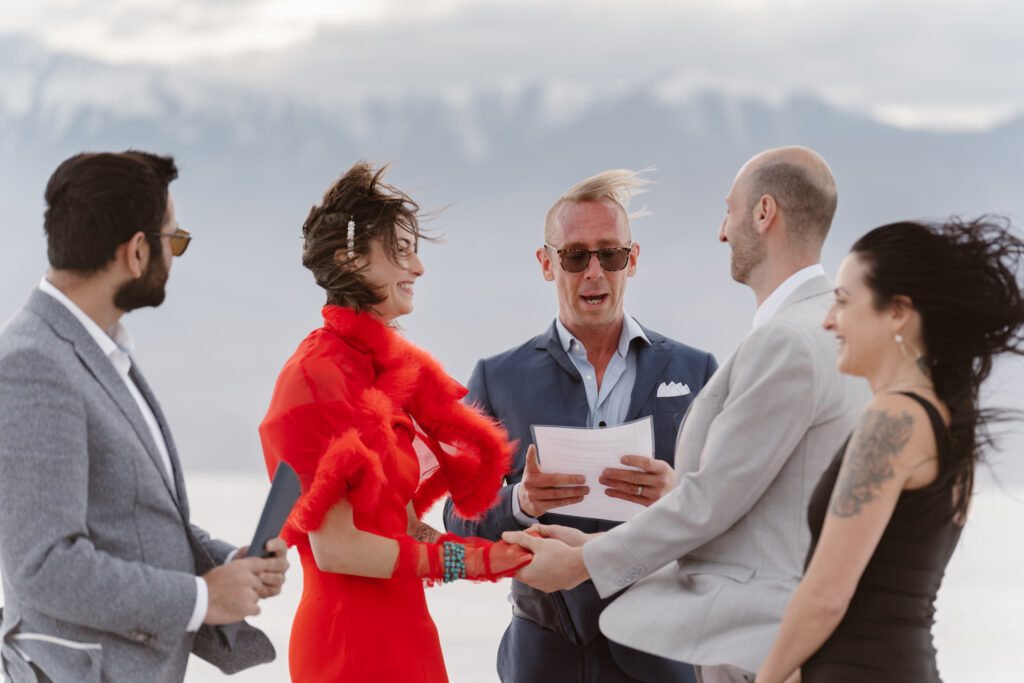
[444,169,716,683]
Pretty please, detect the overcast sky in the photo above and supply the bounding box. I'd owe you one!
[5,0,1023,130]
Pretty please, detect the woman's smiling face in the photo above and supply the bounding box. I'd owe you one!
[361,224,424,323]
[823,252,893,377]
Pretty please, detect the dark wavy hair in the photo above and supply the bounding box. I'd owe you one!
[44,151,177,273]
[851,217,1024,519]
[301,162,433,312]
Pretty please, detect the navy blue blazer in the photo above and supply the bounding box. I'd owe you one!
[444,319,717,645]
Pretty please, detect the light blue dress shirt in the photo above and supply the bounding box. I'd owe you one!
[554,314,650,428]
[511,314,650,525]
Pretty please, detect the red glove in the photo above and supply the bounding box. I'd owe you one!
[393,532,532,584]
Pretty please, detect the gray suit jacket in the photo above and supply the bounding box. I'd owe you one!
[0,289,273,682]
[583,275,870,673]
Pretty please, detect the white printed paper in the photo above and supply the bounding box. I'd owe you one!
[530,416,653,522]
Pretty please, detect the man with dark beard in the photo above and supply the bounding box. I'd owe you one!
[0,151,289,682]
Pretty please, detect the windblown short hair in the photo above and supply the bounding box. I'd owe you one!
[746,161,837,245]
[544,169,652,241]
[302,162,432,312]
[44,151,177,273]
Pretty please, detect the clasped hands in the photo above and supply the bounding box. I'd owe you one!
[505,444,673,594]
[202,537,290,624]
[501,523,592,593]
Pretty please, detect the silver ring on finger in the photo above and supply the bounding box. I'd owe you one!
[636,485,643,497]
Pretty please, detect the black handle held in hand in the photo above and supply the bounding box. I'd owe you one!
[245,461,302,558]
[220,461,302,647]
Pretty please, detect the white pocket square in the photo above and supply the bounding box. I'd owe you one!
[657,381,691,398]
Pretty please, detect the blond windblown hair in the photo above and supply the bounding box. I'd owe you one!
[544,168,652,241]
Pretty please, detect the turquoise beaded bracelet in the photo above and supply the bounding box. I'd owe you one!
[442,541,466,583]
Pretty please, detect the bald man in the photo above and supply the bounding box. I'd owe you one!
[505,147,870,683]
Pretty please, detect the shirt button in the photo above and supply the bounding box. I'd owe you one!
[586,375,592,380]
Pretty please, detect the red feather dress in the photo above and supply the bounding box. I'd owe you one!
[259,306,512,682]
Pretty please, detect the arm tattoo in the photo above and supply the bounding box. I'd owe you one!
[411,523,441,544]
[830,409,913,518]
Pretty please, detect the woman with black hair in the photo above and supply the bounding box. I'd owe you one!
[757,217,1024,682]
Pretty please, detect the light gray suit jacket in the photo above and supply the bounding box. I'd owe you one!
[0,289,273,682]
[583,275,870,673]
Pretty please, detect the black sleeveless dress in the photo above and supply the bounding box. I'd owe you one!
[802,393,962,682]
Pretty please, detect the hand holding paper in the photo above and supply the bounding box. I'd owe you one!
[530,417,654,522]
[517,445,589,517]
[600,455,675,506]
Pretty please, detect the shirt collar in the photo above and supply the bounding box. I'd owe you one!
[752,264,826,329]
[38,277,135,361]
[555,313,650,357]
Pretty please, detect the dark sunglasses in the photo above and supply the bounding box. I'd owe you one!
[544,242,632,273]
[148,228,192,256]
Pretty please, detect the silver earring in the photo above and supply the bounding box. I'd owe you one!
[895,334,930,377]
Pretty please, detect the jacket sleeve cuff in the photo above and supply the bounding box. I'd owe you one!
[186,577,207,632]
[510,484,540,528]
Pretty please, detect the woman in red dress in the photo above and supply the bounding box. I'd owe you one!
[259,162,531,682]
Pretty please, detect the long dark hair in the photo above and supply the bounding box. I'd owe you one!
[851,217,1024,519]
[301,161,433,312]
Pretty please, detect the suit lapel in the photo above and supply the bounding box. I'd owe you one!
[128,368,208,573]
[129,365,189,516]
[537,322,583,382]
[26,290,183,511]
[627,329,669,421]
[535,322,591,424]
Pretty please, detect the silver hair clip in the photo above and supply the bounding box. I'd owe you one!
[347,220,356,258]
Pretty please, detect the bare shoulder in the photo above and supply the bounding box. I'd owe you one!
[830,395,937,517]
[856,393,940,464]
[864,392,926,421]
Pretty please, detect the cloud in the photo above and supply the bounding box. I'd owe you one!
[8,0,1024,130]
[5,0,475,62]
[205,0,1024,129]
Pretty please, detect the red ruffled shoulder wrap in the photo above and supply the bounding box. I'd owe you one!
[259,306,513,547]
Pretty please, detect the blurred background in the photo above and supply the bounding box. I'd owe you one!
[1,1,1022,680]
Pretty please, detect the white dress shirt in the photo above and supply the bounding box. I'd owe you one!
[752,264,826,329]
[38,278,208,632]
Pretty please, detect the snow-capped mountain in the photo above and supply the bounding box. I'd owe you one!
[3,34,1023,479]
